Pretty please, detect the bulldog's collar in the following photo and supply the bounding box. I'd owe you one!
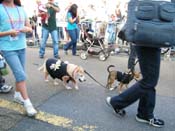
[71,66,79,78]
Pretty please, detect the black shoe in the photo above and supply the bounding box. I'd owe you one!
[106,97,126,117]
[136,114,164,128]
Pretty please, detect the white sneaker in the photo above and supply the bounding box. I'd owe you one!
[24,99,37,117]
[14,92,24,105]
[0,85,13,93]
[24,104,37,117]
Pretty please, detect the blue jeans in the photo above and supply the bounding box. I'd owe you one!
[64,29,79,55]
[111,46,161,119]
[2,49,26,82]
[39,27,59,57]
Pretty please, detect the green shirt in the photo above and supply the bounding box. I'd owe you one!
[43,3,58,31]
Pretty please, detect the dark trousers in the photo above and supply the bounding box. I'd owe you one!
[128,43,137,70]
[111,46,161,119]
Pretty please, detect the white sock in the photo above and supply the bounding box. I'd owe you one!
[14,91,22,97]
[24,99,32,106]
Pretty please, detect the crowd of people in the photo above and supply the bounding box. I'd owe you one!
[28,0,128,57]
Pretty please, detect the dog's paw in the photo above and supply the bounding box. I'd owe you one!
[74,86,79,90]
[65,86,72,90]
[54,81,59,85]
[45,79,49,82]
[109,87,115,91]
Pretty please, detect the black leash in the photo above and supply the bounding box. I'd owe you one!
[84,70,106,88]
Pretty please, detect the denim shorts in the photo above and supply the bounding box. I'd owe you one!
[2,49,26,82]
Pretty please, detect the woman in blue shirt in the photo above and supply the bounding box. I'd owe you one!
[64,4,79,56]
[0,0,37,117]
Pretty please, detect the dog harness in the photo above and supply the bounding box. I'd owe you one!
[46,58,70,80]
[116,71,133,84]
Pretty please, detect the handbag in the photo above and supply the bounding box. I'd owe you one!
[118,0,175,48]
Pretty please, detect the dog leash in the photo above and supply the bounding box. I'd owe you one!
[84,70,106,88]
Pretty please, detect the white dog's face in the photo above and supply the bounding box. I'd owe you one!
[78,74,86,82]
[74,67,86,82]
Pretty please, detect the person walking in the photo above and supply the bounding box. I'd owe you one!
[63,4,79,56]
[106,0,165,128]
[38,0,60,59]
[106,46,164,127]
[0,0,37,116]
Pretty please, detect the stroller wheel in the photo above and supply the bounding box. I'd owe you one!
[80,52,88,60]
[99,52,107,61]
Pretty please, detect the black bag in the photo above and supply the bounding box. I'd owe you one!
[118,0,175,48]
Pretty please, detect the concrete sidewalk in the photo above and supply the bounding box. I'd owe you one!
[0,47,175,131]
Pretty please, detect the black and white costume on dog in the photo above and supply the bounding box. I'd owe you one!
[46,59,71,81]
[39,58,86,90]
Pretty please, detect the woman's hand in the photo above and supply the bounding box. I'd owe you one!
[19,26,32,33]
[9,29,20,37]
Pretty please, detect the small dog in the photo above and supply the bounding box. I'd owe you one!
[38,58,86,90]
[106,65,140,93]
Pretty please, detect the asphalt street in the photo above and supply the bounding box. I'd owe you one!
[0,47,175,131]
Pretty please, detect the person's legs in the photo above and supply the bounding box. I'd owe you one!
[64,30,77,55]
[110,82,143,109]
[2,49,37,116]
[14,49,29,100]
[108,46,163,127]
[110,47,160,111]
[64,30,73,51]
[3,50,28,98]
[72,29,79,55]
[136,46,161,119]
[135,47,163,127]
[50,29,59,58]
[39,27,49,58]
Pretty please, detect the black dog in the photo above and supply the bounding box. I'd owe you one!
[106,65,140,93]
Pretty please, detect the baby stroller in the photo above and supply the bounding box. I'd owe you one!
[79,21,110,61]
